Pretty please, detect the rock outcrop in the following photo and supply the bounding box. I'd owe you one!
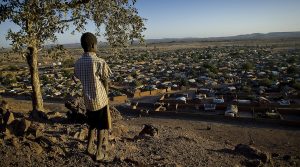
[65,96,123,123]
[138,124,159,138]
[234,144,272,165]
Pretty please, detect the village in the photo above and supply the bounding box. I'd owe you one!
[2,0,300,166]
[0,44,299,123]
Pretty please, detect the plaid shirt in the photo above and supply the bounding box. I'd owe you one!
[74,52,112,111]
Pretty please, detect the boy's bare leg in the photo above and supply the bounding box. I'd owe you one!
[102,130,109,151]
[96,129,109,161]
[87,128,96,155]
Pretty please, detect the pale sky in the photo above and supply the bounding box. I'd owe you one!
[1,0,300,47]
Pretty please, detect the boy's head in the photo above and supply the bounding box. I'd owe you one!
[81,32,97,52]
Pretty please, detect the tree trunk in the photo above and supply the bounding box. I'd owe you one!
[26,47,44,113]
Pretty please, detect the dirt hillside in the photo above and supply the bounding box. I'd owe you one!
[0,99,299,167]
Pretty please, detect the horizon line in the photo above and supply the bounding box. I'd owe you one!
[2,30,300,48]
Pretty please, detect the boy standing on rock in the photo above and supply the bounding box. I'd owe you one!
[74,32,112,161]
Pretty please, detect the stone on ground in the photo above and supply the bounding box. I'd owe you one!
[26,123,44,138]
[138,124,159,138]
[234,144,272,163]
[0,99,8,114]
[0,138,3,146]
[3,127,14,139]
[24,141,43,155]
[3,111,15,125]
[36,136,57,148]
[49,145,65,157]
[111,123,129,139]
[110,106,123,121]
[65,97,123,123]
[16,118,31,136]
[73,128,88,141]
[10,137,21,149]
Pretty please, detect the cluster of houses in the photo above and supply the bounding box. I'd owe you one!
[107,46,299,103]
[0,64,80,99]
[1,45,299,110]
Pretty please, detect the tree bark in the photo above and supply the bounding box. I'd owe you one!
[26,46,44,113]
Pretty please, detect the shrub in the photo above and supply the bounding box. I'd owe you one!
[260,78,272,87]
[62,69,73,78]
[7,65,18,71]
[2,73,17,85]
[62,59,75,68]
[242,62,254,71]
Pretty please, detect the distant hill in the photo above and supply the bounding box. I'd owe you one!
[58,31,300,48]
[214,31,300,40]
[145,31,300,44]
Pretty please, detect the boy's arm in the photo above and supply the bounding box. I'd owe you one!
[73,63,80,84]
[98,61,112,92]
[102,78,108,93]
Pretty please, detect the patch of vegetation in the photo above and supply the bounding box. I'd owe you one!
[242,62,254,71]
[2,73,17,85]
[260,78,273,87]
[62,59,75,68]
[203,63,218,74]
[7,65,18,71]
[62,69,74,78]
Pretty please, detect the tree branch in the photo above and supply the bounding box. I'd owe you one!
[65,0,90,8]
[59,17,80,24]
[0,4,13,21]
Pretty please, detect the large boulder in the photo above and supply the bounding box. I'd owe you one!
[24,140,43,155]
[10,137,21,149]
[1,117,32,137]
[18,118,31,135]
[65,96,87,123]
[72,128,88,141]
[26,123,44,139]
[35,136,57,148]
[3,111,15,125]
[0,99,9,115]
[65,96,123,123]
[2,127,14,139]
[111,123,129,140]
[138,124,159,138]
[14,118,30,136]
[49,145,66,157]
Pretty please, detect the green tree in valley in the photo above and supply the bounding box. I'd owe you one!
[132,80,142,87]
[242,62,254,71]
[62,69,74,78]
[2,73,17,86]
[203,63,218,74]
[260,78,272,87]
[62,58,75,68]
[179,78,188,86]
[0,0,145,117]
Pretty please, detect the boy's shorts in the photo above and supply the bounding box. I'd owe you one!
[86,105,110,130]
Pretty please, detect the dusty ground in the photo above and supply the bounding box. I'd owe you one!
[0,99,300,167]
